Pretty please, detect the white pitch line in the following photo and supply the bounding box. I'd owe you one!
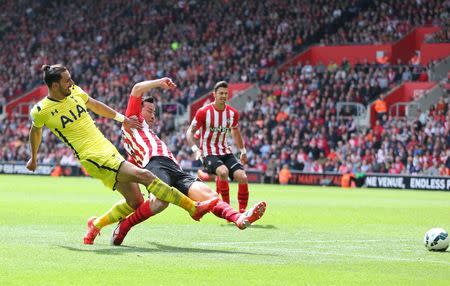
[191,241,450,266]
[239,246,450,266]
[193,239,403,246]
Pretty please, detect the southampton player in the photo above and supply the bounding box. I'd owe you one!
[101,78,266,245]
[187,81,255,213]
[27,65,217,244]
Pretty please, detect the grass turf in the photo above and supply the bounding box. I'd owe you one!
[0,174,449,285]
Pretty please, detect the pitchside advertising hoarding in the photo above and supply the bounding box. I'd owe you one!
[1,162,449,191]
[0,162,53,175]
[365,174,450,191]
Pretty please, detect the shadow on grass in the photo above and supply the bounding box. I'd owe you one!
[220,223,277,230]
[59,242,278,257]
[145,242,277,256]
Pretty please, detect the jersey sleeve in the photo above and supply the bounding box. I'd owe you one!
[194,129,201,140]
[30,104,45,128]
[125,95,142,117]
[71,85,89,103]
[193,108,206,129]
[231,109,239,128]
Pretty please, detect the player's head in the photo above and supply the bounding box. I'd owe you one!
[41,64,73,97]
[142,95,156,128]
[213,81,229,105]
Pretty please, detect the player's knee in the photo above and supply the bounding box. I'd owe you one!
[128,196,144,209]
[216,167,229,180]
[202,188,218,200]
[235,171,248,184]
[136,169,155,185]
[152,199,169,215]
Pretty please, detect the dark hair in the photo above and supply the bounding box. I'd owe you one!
[41,64,67,87]
[142,95,154,104]
[213,81,228,93]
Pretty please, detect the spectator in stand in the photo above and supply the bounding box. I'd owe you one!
[410,51,421,66]
[323,0,448,45]
[278,164,292,185]
[374,93,388,124]
[426,27,450,43]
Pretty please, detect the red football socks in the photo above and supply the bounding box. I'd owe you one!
[216,178,230,204]
[211,201,240,223]
[238,183,249,213]
[120,200,153,233]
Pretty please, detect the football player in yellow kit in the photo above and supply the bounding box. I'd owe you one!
[27,64,217,244]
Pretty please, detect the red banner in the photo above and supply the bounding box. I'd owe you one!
[279,26,447,72]
[392,26,441,64]
[6,85,48,118]
[420,43,450,64]
[189,83,252,120]
[370,82,436,126]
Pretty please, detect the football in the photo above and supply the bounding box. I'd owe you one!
[424,228,449,251]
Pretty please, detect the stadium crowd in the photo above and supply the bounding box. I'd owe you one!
[0,0,360,106]
[322,0,449,45]
[229,61,449,178]
[426,26,450,43]
[1,0,449,181]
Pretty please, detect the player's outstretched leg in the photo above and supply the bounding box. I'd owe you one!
[235,201,267,230]
[83,198,135,244]
[111,196,168,245]
[111,196,218,246]
[84,216,101,245]
[117,161,218,218]
[189,181,264,229]
[83,182,141,245]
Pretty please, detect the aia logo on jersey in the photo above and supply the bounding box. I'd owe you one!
[60,104,87,128]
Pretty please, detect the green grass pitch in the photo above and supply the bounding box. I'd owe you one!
[0,174,449,285]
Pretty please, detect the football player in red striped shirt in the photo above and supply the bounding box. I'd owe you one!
[109,78,266,245]
[187,81,266,213]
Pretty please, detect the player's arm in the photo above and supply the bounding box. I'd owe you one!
[186,121,202,160]
[231,127,247,164]
[26,126,43,171]
[130,77,176,97]
[85,97,142,129]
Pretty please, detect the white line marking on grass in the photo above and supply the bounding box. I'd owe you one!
[191,241,450,266]
[245,247,450,266]
[193,239,399,246]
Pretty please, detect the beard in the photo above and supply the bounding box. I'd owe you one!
[60,86,71,97]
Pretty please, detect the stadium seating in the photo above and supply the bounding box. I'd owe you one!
[0,0,448,178]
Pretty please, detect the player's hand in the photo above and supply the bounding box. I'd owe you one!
[194,150,202,161]
[240,153,248,165]
[160,78,177,90]
[123,116,143,130]
[26,158,37,172]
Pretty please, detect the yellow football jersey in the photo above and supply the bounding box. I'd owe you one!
[30,85,116,160]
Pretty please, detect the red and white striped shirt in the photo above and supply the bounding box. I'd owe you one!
[122,95,177,168]
[192,103,239,156]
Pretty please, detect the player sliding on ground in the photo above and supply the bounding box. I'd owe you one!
[98,77,266,245]
[27,65,218,244]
